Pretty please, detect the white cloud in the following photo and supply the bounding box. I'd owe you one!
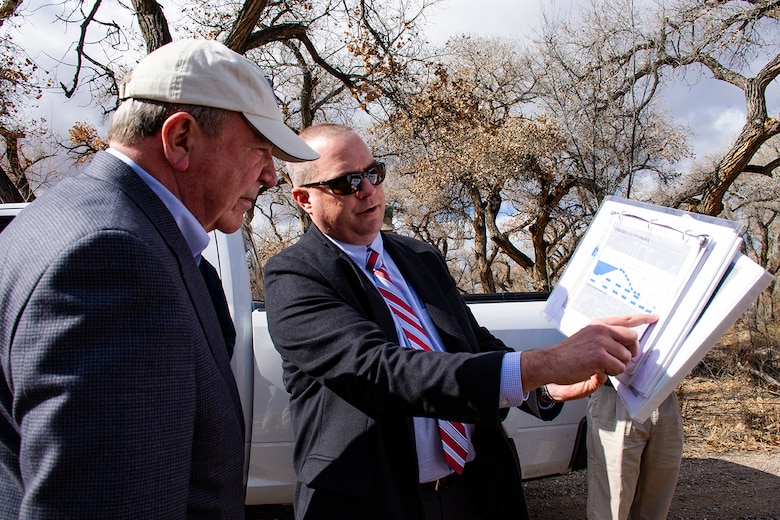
[659,76,747,160]
[691,106,745,160]
[712,107,745,136]
[424,0,574,44]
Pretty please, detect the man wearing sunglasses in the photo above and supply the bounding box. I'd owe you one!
[264,124,656,520]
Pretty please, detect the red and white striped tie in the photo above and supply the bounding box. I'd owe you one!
[366,248,469,474]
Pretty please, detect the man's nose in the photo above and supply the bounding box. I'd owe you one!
[355,174,376,197]
[260,163,278,188]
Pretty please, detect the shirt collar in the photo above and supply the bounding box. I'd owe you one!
[325,233,384,268]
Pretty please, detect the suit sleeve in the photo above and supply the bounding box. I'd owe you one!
[11,231,197,518]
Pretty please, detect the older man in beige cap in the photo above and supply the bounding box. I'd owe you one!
[0,39,316,519]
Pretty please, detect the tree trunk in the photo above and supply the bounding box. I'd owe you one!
[470,188,495,293]
[0,166,24,203]
[699,111,780,216]
[0,127,31,202]
[529,214,551,292]
[131,0,172,54]
[224,0,269,53]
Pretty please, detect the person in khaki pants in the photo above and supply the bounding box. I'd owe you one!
[587,383,684,520]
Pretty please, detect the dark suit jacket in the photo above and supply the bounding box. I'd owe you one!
[264,225,562,520]
[0,152,245,519]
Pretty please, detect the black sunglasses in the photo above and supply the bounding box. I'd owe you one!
[301,162,386,195]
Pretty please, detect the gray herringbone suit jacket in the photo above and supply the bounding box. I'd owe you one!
[0,152,245,518]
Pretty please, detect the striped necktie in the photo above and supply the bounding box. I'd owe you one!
[366,247,469,474]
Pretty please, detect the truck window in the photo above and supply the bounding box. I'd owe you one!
[0,215,15,233]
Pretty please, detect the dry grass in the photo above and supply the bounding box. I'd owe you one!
[677,322,780,457]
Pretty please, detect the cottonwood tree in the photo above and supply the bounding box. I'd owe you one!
[541,0,779,217]
[721,138,780,320]
[501,1,691,292]
[379,29,688,292]
[532,1,689,203]
[650,0,780,216]
[666,0,779,215]
[0,10,58,203]
[377,36,578,292]
[533,0,779,355]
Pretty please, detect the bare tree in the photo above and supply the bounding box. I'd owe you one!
[36,0,435,129]
[0,11,59,203]
[544,0,779,216]
[720,138,780,318]
[665,1,780,215]
[376,36,583,292]
[378,28,689,292]
[532,1,689,201]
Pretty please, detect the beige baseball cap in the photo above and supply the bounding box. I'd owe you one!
[118,39,319,162]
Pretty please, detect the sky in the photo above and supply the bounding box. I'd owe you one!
[425,0,570,43]
[12,0,773,170]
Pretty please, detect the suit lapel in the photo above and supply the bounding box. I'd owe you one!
[382,235,473,353]
[305,226,400,342]
[86,152,245,430]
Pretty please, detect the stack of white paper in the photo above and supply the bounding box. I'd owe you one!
[613,253,773,420]
[543,196,773,421]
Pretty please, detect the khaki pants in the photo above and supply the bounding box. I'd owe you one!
[587,385,684,520]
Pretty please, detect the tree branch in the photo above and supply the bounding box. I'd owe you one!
[246,24,359,91]
[224,0,269,53]
[61,0,103,98]
[743,156,780,176]
[0,0,22,28]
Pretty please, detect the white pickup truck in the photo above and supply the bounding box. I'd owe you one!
[0,203,587,506]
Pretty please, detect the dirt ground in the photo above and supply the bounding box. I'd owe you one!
[523,450,780,520]
[247,367,780,520]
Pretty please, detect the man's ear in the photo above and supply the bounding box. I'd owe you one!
[291,187,313,214]
[161,112,198,171]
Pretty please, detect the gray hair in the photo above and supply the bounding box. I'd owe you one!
[108,98,230,144]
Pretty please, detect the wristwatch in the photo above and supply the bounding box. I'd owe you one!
[537,385,557,405]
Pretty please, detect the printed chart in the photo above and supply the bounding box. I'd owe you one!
[543,196,769,421]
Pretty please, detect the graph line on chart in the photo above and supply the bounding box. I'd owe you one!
[589,260,656,314]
